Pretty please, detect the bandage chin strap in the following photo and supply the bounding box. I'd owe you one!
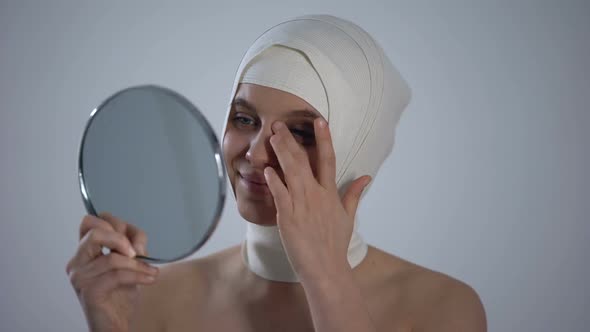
[241,221,368,283]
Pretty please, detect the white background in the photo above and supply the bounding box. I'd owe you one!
[1,1,588,331]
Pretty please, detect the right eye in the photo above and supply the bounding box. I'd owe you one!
[232,113,256,127]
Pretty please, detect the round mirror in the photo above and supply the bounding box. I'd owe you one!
[78,85,226,263]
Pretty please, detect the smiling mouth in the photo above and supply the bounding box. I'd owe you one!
[240,174,266,185]
[238,172,270,195]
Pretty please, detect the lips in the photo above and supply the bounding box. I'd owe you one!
[237,170,271,196]
[239,171,267,185]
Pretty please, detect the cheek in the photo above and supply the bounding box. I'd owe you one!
[222,129,248,171]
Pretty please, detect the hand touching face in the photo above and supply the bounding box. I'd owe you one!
[222,83,323,225]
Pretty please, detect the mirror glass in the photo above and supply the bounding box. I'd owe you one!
[78,85,226,263]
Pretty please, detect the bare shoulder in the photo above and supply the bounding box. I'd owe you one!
[130,245,242,330]
[409,268,486,332]
[364,246,487,332]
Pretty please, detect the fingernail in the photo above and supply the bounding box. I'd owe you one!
[318,118,327,128]
[145,275,156,282]
[129,247,137,257]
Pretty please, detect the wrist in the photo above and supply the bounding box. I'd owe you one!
[299,260,354,292]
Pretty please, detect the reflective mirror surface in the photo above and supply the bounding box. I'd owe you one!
[78,85,225,262]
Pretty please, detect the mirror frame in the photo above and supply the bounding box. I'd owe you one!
[77,84,226,263]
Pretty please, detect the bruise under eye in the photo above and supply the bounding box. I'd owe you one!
[288,123,315,146]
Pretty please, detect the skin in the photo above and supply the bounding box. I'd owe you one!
[66,83,487,332]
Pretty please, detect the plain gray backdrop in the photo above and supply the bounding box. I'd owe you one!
[1,1,588,331]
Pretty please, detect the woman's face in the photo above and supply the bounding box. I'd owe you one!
[223,83,324,225]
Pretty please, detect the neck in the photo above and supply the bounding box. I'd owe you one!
[241,221,368,283]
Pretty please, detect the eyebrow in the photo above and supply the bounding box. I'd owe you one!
[232,97,319,119]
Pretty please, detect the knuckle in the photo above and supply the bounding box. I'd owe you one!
[111,231,124,243]
[137,229,147,240]
[118,231,131,242]
[81,214,94,225]
[106,254,119,266]
[78,287,91,299]
[100,212,125,232]
[294,146,306,159]
[113,269,126,281]
[68,270,81,290]
[113,221,127,234]
[134,273,144,283]
[97,211,112,221]
[291,170,302,180]
[79,215,94,235]
[65,258,74,274]
[87,228,100,243]
[110,231,128,247]
[101,213,122,229]
[113,270,139,284]
[133,258,144,269]
[325,152,336,164]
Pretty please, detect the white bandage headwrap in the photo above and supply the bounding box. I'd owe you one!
[221,14,411,282]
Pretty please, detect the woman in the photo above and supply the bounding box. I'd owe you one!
[66,15,486,331]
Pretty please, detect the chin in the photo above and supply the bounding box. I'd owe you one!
[232,173,277,225]
[236,195,277,226]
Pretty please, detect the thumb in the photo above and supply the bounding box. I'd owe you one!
[342,175,372,218]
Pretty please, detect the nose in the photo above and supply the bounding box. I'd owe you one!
[246,126,277,168]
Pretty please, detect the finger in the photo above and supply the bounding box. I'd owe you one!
[273,121,315,182]
[78,253,158,280]
[97,212,148,256]
[314,117,337,190]
[79,214,115,240]
[72,228,136,267]
[342,176,371,218]
[69,216,115,275]
[264,166,292,217]
[91,270,157,293]
[98,211,128,234]
[270,121,309,197]
[68,228,136,275]
[126,223,148,256]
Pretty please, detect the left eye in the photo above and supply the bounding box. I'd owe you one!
[289,127,315,146]
[290,128,307,137]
